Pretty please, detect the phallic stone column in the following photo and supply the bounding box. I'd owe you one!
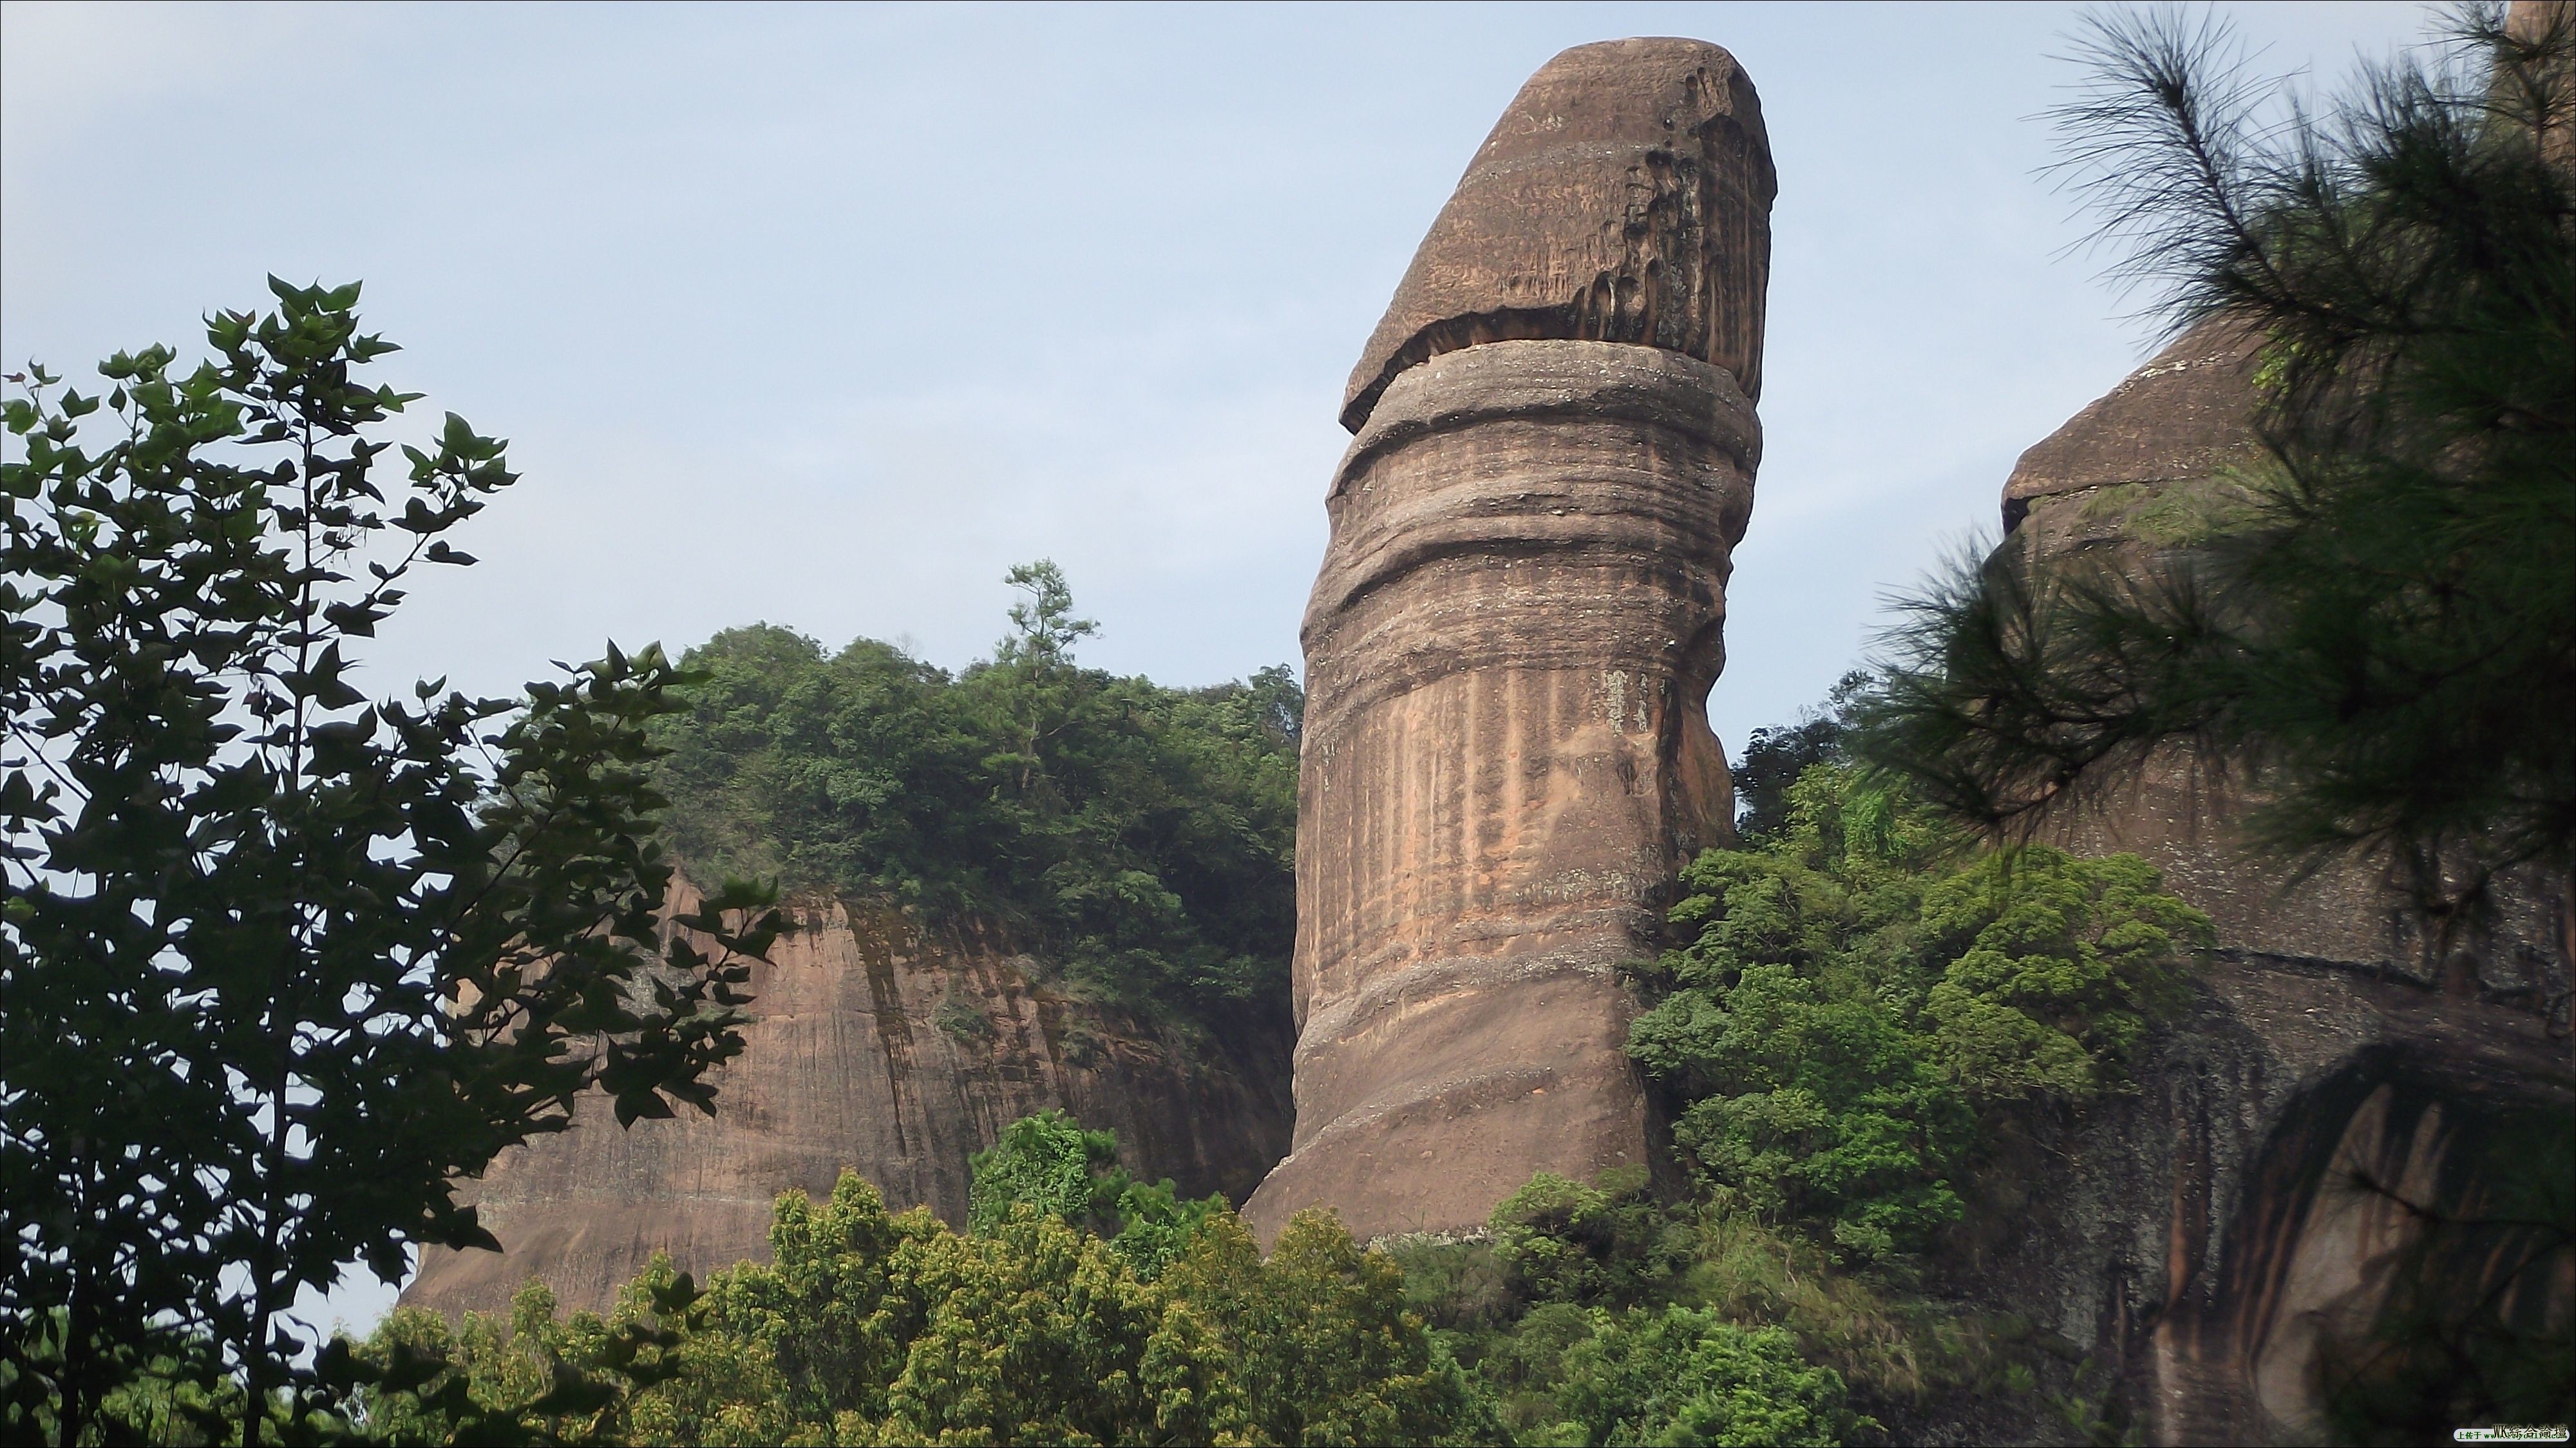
[1244,37,1774,1243]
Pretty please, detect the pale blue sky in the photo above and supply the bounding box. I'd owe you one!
[2,0,2434,1328]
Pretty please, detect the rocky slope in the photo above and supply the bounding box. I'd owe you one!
[401,886,1292,1317]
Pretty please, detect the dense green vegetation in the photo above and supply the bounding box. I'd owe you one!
[1634,767,2206,1259]
[1368,759,2210,1444]
[349,1114,1911,1447]
[961,1109,1227,1279]
[1,284,782,1447]
[330,751,2215,1447]
[357,1121,1492,1447]
[649,564,1300,1028]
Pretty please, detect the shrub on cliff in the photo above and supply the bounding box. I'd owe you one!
[1541,1308,1865,1448]
[965,1107,1224,1280]
[966,1108,1129,1235]
[1486,1168,1692,1310]
[1625,763,2210,1259]
[1915,848,2206,1103]
[649,565,1300,1027]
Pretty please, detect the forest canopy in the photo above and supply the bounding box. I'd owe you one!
[647,563,1302,1027]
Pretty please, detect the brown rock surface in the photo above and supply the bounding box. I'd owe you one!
[2000,316,2264,541]
[1949,964,2570,1446]
[1340,37,1774,433]
[1249,35,1772,1245]
[1962,332,2575,1444]
[401,890,1291,1317]
[1999,316,2566,984]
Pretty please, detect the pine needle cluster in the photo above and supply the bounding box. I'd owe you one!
[1863,3,2575,931]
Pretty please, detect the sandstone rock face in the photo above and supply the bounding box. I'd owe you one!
[401,891,1292,1317]
[1978,23,2566,1422]
[1341,37,1774,433]
[1998,318,2438,975]
[2001,317,2567,987]
[1247,37,1770,1244]
[2000,317,2264,543]
[1970,331,2574,1445]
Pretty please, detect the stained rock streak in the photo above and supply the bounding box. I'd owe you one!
[402,888,1292,1317]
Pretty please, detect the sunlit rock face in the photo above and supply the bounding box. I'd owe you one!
[1245,38,1772,1244]
[402,888,1292,1317]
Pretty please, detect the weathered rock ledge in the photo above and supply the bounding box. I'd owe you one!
[1342,37,1774,432]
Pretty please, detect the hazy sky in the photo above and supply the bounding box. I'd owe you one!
[3,1,2438,750]
[2,0,2435,1326]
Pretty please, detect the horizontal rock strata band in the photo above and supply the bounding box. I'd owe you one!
[1252,34,1776,1244]
[1247,338,1757,1241]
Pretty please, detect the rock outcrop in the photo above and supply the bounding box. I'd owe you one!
[1339,38,1773,433]
[1245,38,1772,1243]
[402,890,1292,1317]
[1992,317,2452,975]
[1966,323,2573,1445]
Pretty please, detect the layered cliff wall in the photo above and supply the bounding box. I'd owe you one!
[1966,323,2573,1445]
[1245,37,1772,1243]
[402,889,1292,1317]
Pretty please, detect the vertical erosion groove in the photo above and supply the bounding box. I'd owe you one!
[1249,337,1763,1241]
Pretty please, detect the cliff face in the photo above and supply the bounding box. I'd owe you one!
[1246,38,1770,1244]
[401,890,1292,1317]
[1969,325,2574,1445]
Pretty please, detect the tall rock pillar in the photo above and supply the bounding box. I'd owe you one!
[1245,38,1774,1242]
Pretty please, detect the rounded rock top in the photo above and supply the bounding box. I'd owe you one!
[1341,36,1777,433]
